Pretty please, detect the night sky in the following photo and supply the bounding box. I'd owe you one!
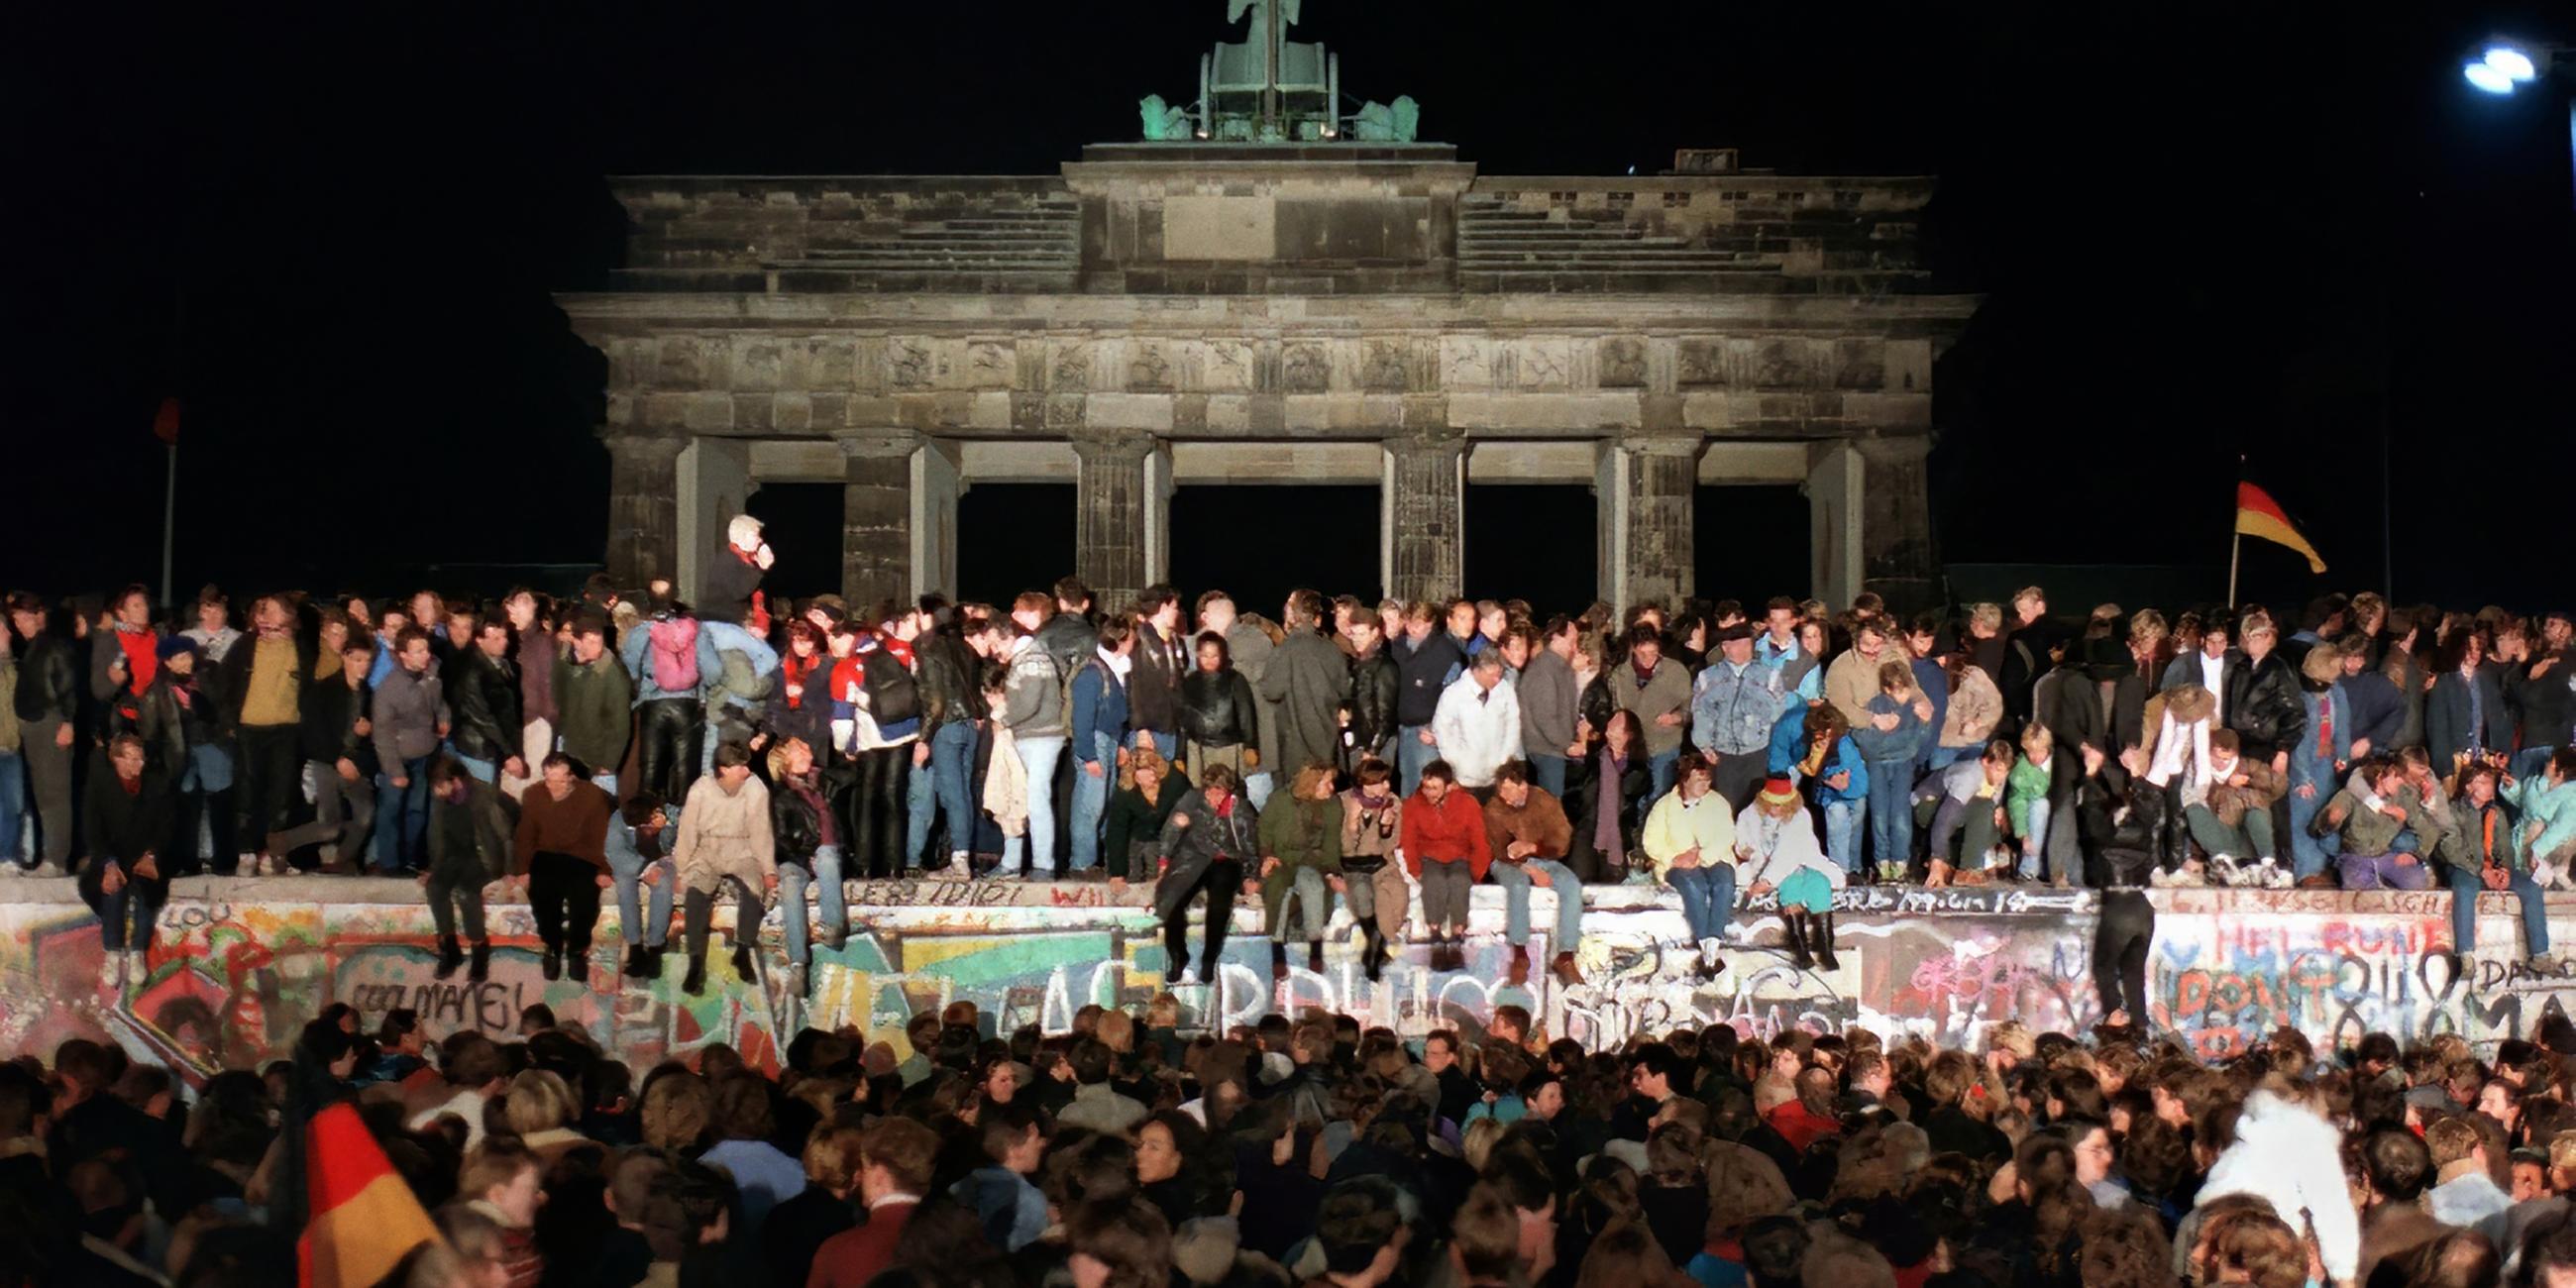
[7,3,2572,617]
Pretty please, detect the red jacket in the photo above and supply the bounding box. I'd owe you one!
[1765,1100,1838,1154]
[807,1200,914,1288]
[1400,788,1492,881]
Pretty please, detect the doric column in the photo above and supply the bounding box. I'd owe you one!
[836,431,965,609]
[1073,432,1157,614]
[1805,441,1862,611]
[1382,431,1468,603]
[1856,433,1937,612]
[1596,434,1703,612]
[602,431,687,595]
[675,437,750,606]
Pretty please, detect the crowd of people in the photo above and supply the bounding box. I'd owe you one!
[3,519,2573,1015]
[16,984,2576,1287]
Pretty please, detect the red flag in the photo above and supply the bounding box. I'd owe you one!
[152,396,181,446]
[298,1102,441,1288]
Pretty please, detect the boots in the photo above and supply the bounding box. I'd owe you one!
[1507,945,1532,988]
[542,948,563,981]
[1308,941,1326,974]
[1551,951,1583,987]
[1361,927,1387,983]
[567,949,589,984]
[622,945,653,980]
[1199,952,1223,986]
[683,952,708,996]
[468,940,491,983]
[1271,943,1290,983]
[1810,912,1842,972]
[1781,912,1815,971]
[435,935,465,981]
[731,943,759,986]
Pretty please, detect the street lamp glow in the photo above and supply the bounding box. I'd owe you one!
[2465,60,2516,94]
[2484,47,2538,82]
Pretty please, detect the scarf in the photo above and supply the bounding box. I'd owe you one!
[2146,709,2213,806]
[1100,646,1133,682]
[1214,795,1236,820]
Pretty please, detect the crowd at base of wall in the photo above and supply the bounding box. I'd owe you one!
[1,882,2570,1085]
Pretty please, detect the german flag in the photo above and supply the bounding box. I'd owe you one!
[2235,482,2326,575]
[298,1102,441,1288]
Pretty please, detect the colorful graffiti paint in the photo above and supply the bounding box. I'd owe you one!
[4,878,2575,1084]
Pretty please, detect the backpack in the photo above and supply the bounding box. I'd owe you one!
[648,616,701,693]
[860,647,920,725]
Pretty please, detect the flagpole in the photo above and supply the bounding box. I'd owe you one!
[161,441,177,610]
[2226,525,2240,609]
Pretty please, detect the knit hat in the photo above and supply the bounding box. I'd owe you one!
[1758,775,1799,807]
[727,514,765,550]
[156,635,199,663]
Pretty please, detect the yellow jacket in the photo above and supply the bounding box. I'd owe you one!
[1641,789,1737,882]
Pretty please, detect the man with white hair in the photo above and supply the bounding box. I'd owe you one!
[701,513,776,634]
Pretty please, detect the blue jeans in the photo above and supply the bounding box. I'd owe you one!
[2339,852,2430,891]
[1666,864,1737,945]
[2287,779,2329,879]
[1822,799,1866,875]
[1006,736,1066,876]
[0,753,22,865]
[1490,858,1581,950]
[1071,731,1118,873]
[1865,763,1911,870]
[779,844,845,963]
[1397,726,1436,796]
[1927,743,1973,771]
[455,754,497,786]
[374,757,432,872]
[606,834,674,947]
[2020,798,2054,881]
[905,721,980,863]
[2450,862,2549,960]
[1127,728,1174,758]
[1648,748,1680,801]
[1529,754,1570,800]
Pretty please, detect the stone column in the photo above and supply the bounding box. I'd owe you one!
[602,431,686,594]
[1857,433,1937,612]
[1073,432,1157,613]
[1597,434,1703,612]
[836,431,966,609]
[675,437,750,605]
[1382,432,1467,602]
[1806,441,1862,611]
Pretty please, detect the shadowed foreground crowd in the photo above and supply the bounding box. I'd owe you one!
[11,995,2576,1288]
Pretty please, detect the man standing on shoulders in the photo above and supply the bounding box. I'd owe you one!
[702,513,775,634]
[1690,622,1786,811]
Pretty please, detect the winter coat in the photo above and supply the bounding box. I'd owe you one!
[1732,803,1840,892]
[2203,756,2285,828]
[698,551,764,628]
[1640,789,1735,882]
[1258,629,1350,775]
[1431,676,1521,788]
[911,632,978,729]
[431,779,516,884]
[1852,694,1928,766]
[1690,659,1787,758]
[1821,648,1889,729]
[1569,742,1651,877]
[1153,787,1259,918]
[2509,652,2576,752]
[1518,648,1581,759]
[553,651,634,778]
[1000,636,1067,739]
[12,632,77,725]
[1227,622,1284,773]
[1939,666,2003,751]
[299,670,375,773]
[1070,654,1129,764]
[1257,795,1343,878]
[2428,665,2511,771]
[1393,631,1465,728]
[1344,648,1398,753]
[2005,756,2055,838]
[1033,611,1098,680]
[698,620,779,726]
[1338,790,1403,873]
[371,665,447,768]
[83,768,172,866]
[765,651,833,756]
[771,773,844,872]
[1105,777,1189,882]
[1400,786,1491,880]
[984,724,1028,837]
[447,651,522,764]
[2440,796,2528,879]
[515,631,557,728]
[1127,623,1188,735]
[2341,666,2404,754]
[1483,788,1572,862]
[1177,668,1259,750]
[2033,664,2105,763]
[2196,1092,2361,1284]
[673,773,776,893]
[620,613,721,703]
[2225,651,2306,758]
[2077,766,2179,888]
[1611,659,1694,758]
[215,630,313,730]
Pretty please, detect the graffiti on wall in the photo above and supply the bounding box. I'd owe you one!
[0,882,2571,1084]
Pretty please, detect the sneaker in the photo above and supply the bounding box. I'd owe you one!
[2529,954,2560,974]
[1174,965,1202,987]
[2206,854,2245,887]
[2148,867,2180,888]
[100,955,124,991]
[2260,861,2295,890]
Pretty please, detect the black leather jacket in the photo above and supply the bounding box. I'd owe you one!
[1177,669,1257,748]
[770,773,842,871]
[2079,766,2180,889]
[12,633,78,724]
[915,633,981,728]
[1346,650,1398,752]
[2225,652,2305,755]
[448,652,523,762]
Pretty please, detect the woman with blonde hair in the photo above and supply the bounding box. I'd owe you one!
[501,1069,585,1164]
[1255,761,1343,980]
[1103,745,1190,885]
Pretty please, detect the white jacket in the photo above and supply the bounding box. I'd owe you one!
[1431,675,1522,788]
[2193,1090,2360,1283]
[1732,803,1843,892]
